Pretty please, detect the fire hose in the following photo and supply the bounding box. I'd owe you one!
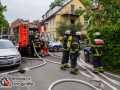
[0,43,118,90]
[48,52,119,90]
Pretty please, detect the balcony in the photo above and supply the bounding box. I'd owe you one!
[61,9,79,17]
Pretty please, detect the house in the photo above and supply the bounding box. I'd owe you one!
[42,0,88,39]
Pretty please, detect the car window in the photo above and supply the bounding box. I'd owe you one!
[46,37,59,42]
[0,41,15,49]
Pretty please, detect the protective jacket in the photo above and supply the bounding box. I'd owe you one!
[44,41,49,48]
[90,39,104,56]
[69,36,80,54]
[33,38,41,48]
[60,35,68,51]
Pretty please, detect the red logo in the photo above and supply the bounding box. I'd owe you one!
[3,78,10,86]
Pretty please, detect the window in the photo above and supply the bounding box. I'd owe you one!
[46,24,48,29]
[53,33,54,38]
[84,20,89,28]
[23,24,26,29]
[71,20,75,24]
[79,7,82,10]
[53,18,54,27]
[71,5,74,14]
[45,23,48,29]
[0,41,15,49]
[50,19,52,28]
[50,17,54,28]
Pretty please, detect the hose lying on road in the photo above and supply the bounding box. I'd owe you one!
[77,61,118,90]
[0,44,102,90]
[48,79,101,90]
[50,52,120,80]
[79,58,120,86]
[49,52,119,90]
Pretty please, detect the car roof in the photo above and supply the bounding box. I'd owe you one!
[0,39,11,41]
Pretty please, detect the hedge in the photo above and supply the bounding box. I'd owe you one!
[87,25,120,73]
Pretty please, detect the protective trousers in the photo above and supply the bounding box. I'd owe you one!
[93,56,103,72]
[34,47,41,56]
[70,53,77,68]
[61,50,69,65]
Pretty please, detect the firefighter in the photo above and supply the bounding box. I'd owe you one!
[69,31,82,75]
[60,30,71,70]
[89,32,104,74]
[32,35,41,57]
[43,40,49,56]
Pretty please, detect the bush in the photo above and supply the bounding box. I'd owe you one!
[87,25,120,73]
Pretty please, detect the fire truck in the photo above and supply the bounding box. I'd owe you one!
[9,18,46,54]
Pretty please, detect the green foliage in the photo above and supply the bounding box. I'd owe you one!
[56,21,83,36]
[87,25,120,73]
[81,0,93,7]
[75,9,86,16]
[0,2,9,34]
[49,0,67,9]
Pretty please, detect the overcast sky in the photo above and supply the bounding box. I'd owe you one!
[1,0,55,24]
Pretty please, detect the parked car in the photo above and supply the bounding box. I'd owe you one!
[0,39,21,68]
[46,37,58,43]
[48,40,62,52]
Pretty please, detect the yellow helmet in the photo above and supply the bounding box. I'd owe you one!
[65,30,71,35]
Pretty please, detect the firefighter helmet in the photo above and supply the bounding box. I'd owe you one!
[75,31,82,35]
[93,32,100,36]
[65,30,71,35]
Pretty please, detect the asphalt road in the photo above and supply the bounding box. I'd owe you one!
[0,52,120,90]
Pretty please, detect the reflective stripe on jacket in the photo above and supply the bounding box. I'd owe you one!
[90,40,104,56]
[70,37,80,53]
[35,42,40,48]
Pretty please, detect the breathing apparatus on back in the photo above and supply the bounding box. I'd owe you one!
[93,32,104,45]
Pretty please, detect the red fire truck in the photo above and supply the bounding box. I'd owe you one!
[9,18,46,55]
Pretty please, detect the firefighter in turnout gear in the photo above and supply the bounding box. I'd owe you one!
[60,30,72,70]
[89,32,104,74]
[69,31,82,75]
[43,40,49,56]
[32,35,41,57]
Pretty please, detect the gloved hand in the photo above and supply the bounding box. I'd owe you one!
[67,47,70,51]
[76,51,80,57]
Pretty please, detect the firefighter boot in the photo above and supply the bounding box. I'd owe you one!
[60,64,66,70]
[99,67,104,73]
[34,53,37,57]
[93,68,99,74]
[64,63,70,68]
[70,68,77,75]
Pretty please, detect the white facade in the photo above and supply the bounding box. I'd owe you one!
[42,6,61,21]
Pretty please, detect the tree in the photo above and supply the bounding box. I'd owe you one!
[82,0,120,27]
[81,0,93,7]
[84,0,120,73]
[0,2,9,34]
[56,21,83,36]
[49,0,67,9]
